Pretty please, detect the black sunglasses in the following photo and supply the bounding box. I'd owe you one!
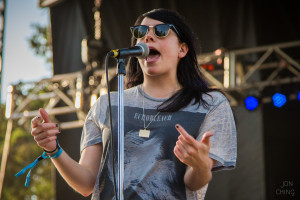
[130,24,181,40]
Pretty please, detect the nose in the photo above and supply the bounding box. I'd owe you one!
[144,28,155,43]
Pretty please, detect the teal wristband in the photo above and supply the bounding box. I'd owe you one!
[48,146,63,159]
[15,141,63,187]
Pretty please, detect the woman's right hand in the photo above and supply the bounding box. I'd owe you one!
[31,108,61,152]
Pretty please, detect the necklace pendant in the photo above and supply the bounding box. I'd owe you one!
[139,129,150,138]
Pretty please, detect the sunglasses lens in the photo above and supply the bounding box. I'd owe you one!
[155,24,171,37]
[132,26,148,38]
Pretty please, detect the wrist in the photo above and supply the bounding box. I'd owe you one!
[184,165,212,191]
[190,160,212,175]
[193,156,213,172]
[44,139,59,154]
[43,139,62,158]
[47,146,63,159]
[46,148,59,156]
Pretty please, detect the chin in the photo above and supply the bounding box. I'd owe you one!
[145,69,161,76]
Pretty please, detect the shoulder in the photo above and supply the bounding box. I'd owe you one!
[202,90,228,106]
[86,94,109,118]
[97,93,108,106]
[181,91,228,113]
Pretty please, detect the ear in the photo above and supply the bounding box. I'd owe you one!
[178,42,188,58]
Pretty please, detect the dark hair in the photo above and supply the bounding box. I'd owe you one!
[126,8,219,112]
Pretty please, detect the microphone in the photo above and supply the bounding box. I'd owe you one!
[110,43,149,59]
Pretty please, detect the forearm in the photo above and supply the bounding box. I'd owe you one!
[50,150,97,196]
[184,159,213,191]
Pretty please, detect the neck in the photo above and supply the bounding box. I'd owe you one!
[142,76,181,99]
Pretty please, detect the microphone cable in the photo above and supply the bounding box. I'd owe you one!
[105,51,118,200]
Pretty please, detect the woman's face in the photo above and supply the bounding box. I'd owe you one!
[136,17,187,78]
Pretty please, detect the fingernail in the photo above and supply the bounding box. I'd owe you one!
[37,116,41,119]
[175,124,179,129]
[56,124,59,127]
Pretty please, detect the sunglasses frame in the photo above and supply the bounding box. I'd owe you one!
[130,24,181,40]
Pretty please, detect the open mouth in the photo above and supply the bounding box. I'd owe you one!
[146,47,160,63]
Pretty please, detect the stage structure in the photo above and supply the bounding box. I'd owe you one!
[2,41,300,121]
[3,41,300,123]
[199,40,300,106]
[1,0,300,199]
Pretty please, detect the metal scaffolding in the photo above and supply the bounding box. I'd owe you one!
[0,67,116,198]
[198,40,300,105]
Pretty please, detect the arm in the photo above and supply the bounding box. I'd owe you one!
[184,158,216,191]
[174,124,214,191]
[49,144,102,196]
[31,108,102,197]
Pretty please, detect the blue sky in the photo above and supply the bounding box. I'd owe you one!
[1,0,51,103]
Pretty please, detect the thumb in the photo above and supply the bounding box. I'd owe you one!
[201,131,214,148]
[39,108,51,123]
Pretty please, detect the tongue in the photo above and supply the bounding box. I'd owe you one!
[146,54,160,62]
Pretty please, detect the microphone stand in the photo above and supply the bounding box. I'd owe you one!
[116,58,125,200]
[109,43,148,200]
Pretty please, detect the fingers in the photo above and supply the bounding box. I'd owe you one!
[31,123,59,136]
[30,108,60,150]
[32,123,60,149]
[37,135,57,147]
[34,129,61,141]
[177,135,195,154]
[31,108,51,128]
[174,124,198,165]
[39,108,51,123]
[201,131,214,148]
[31,115,42,128]
[174,144,184,162]
[175,139,193,158]
[174,124,214,170]
[175,124,197,145]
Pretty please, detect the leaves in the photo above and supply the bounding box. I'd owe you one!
[28,23,53,64]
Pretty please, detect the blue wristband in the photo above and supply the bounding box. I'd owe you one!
[48,146,63,159]
[15,141,63,187]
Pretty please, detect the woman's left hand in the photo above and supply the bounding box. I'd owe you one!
[174,124,214,170]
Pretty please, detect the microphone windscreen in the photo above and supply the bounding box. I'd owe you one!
[136,43,149,58]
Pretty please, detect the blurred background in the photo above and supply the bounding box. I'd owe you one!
[0,0,299,199]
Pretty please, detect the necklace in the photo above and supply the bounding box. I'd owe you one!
[139,85,161,138]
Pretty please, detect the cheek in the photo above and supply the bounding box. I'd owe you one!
[161,47,179,60]
[161,41,180,58]
[160,45,181,68]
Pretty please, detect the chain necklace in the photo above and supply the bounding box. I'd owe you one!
[139,85,161,138]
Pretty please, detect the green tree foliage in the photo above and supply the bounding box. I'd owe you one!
[28,23,52,65]
[0,83,55,200]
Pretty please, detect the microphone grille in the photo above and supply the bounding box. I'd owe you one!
[136,43,149,58]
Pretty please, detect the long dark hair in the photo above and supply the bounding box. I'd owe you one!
[126,8,219,112]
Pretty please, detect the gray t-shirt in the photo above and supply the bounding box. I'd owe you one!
[80,85,237,200]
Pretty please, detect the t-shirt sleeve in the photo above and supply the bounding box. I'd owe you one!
[197,92,237,171]
[80,95,107,153]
